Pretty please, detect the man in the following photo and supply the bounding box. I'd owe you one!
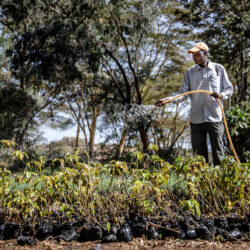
[155,42,233,166]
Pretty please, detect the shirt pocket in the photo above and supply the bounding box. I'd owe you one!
[209,73,220,92]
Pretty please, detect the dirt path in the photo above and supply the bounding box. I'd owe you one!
[0,238,249,250]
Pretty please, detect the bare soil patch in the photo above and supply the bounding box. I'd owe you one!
[0,238,249,250]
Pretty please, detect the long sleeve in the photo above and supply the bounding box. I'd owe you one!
[220,66,233,99]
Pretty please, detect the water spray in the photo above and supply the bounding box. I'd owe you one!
[105,103,153,123]
[159,90,241,164]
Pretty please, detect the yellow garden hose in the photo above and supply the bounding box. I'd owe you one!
[161,90,241,164]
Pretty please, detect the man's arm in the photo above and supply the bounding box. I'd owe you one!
[220,66,234,99]
[210,66,233,100]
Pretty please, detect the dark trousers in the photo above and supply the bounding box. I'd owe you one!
[190,122,225,166]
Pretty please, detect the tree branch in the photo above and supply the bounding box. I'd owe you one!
[109,11,141,104]
[101,57,126,102]
[105,48,131,103]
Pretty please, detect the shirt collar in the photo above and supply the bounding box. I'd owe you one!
[195,60,213,71]
[207,60,213,70]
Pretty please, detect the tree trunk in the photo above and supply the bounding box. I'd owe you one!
[75,123,80,150]
[88,108,99,158]
[137,123,150,152]
[116,129,127,158]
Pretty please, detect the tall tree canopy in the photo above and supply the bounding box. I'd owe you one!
[0,0,190,150]
[176,0,249,103]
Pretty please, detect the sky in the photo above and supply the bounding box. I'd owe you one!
[39,122,106,144]
[40,124,79,143]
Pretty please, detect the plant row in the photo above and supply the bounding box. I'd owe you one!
[0,140,249,244]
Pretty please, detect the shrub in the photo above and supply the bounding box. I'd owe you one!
[226,102,250,163]
[0,142,249,222]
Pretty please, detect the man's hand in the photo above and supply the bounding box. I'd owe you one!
[210,92,223,99]
[155,97,170,106]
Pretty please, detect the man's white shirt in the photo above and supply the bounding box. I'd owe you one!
[171,61,233,124]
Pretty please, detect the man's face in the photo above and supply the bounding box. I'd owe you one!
[192,51,206,65]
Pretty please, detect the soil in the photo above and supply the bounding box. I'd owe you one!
[0,238,249,250]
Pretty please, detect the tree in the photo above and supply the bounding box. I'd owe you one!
[0,4,66,146]
[62,74,105,157]
[0,83,37,143]
[0,0,190,151]
[176,0,249,103]
[0,23,37,145]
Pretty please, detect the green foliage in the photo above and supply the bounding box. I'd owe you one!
[0,84,37,144]
[174,155,249,214]
[0,0,191,150]
[226,102,250,162]
[180,198,201,218]
[177,0,249,102]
